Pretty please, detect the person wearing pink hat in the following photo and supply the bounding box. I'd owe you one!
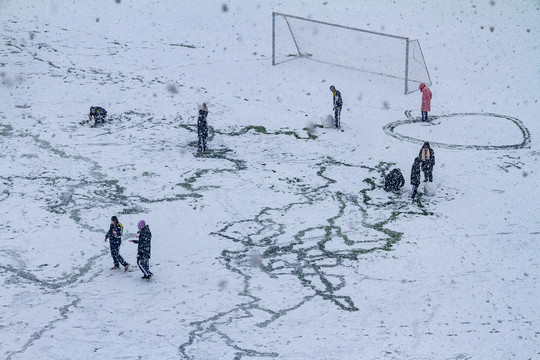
[129,220,153,280]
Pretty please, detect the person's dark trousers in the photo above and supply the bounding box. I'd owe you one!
[422,168,433,182]
[137,255,152,277]
[110,240,127,267]
[411,185,419,199]
[94,115,106,123]
[334,107,341,129]
[198,135,206,152]
[421,111,428,122]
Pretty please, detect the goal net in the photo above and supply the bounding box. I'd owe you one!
[272,12,431,94]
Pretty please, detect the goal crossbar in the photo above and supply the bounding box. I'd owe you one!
[274,12,409,41]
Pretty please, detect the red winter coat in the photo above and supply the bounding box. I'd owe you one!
[419,83,432,112]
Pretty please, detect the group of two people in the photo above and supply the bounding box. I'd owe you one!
[384,141,435,200]
[330,81,432,130]
[104,216,153,280]
[87,104,210,154]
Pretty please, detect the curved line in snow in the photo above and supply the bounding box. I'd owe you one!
[384,112,531,150]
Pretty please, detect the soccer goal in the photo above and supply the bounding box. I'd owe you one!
[272,12,432,94]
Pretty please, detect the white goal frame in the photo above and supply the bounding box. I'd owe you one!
[272,12,432,94]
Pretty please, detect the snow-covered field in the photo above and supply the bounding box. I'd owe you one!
[1,1,539,359]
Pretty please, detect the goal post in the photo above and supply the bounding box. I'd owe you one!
[272,12,431,94]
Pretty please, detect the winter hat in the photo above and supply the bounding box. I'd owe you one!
[111,216,118,223]
[419,83,426,90]
[137,220,146,230]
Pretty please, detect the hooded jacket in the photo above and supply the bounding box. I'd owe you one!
[419,142,435,170]
[133,225,151,258]
[384,168,405,191]
[332,89,343,109]
[419,83,432,112]
[197,106,209,137]
[89,106,107,118]
[105,222,123,242]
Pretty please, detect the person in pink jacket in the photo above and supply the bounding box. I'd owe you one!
[419,83,432,122]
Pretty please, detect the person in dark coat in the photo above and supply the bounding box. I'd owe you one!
[130,220,152,279]
[197,103,209,153]
[418,141,435,182]
[89,106,107,124]
[384,168,405,192]
[410,157,422,199]
[330,85,343,129]
[104,216,130,271]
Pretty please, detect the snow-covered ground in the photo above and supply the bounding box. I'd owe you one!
[1,1,539,359]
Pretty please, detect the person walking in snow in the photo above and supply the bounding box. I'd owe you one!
[410,157,422,200]
[104,216,130,271]
[418,141,435,182]
[330,85,343,129]
[419,83,432,122]
[89,106,107,124]
[197,103,209,153]
[384,168,405,192]
[130,220,153,280]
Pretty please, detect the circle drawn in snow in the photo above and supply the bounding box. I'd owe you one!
[383,112,531,150]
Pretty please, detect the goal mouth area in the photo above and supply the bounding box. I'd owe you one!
[281,55,432,92]
[272,12,431,94]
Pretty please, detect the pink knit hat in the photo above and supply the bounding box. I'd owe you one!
[137,220,146,230]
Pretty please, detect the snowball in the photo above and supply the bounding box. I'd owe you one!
[423,182,437,196]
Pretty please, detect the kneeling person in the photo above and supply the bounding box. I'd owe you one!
[384,168,405,192]
[89,106,107,124]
